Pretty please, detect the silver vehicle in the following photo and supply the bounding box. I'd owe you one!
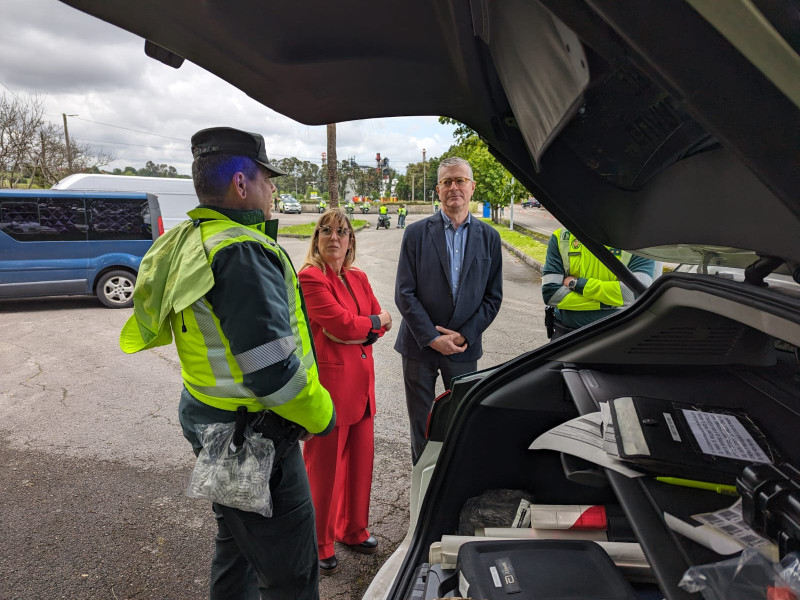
[279,196,302,214]
[59,2,800,600]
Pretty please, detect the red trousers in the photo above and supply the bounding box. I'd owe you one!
[303,413,374,559]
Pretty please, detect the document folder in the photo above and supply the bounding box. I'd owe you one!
[608,396,780,484]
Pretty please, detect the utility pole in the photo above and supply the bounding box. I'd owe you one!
[509,177,515,230]
[422,148,426,210]
[62,113,77,172]
[411,174,415,202]
[321,151,327,197]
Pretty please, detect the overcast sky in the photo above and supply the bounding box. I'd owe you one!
[0,0,457,176]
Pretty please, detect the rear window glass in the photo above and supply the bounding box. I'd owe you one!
[0,197,87,242]
[87,198,152,240]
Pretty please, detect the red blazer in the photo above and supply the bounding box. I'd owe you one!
[298,265,385,426]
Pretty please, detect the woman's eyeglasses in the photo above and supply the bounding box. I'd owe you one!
[319,225,350,237]
[438,177,473,188]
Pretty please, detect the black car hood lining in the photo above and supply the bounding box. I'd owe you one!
[58,0,800,264]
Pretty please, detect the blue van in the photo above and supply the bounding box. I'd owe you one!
[0,189,163,308]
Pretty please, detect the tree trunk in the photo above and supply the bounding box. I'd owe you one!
[326,123,339,207]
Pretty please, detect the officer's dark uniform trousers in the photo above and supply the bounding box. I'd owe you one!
[180,388,319,600]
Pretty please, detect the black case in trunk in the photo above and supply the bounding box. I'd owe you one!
[456,539,636,600]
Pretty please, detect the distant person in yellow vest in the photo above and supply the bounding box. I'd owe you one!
[119,127,335,599]
[433,199,440,213]
[542,228,656,340]
[397,204,407,228]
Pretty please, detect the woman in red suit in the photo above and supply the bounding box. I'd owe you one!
[298,209,392,575]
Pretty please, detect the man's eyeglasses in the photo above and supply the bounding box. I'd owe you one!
[438,177,473,188]
[319,225,350,238]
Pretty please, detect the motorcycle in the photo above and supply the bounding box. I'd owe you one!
[360,204,370,214]
[345,204,355,216]
[377,213,391,229]
[317,204,327,213]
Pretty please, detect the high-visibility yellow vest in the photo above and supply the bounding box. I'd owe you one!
[553,228,632,311]
[120,208,332,433]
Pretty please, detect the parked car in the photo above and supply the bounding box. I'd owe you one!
[0,189,162,308]
[279,196,302,214]
[61,2,800,600]
[522,197,541,208]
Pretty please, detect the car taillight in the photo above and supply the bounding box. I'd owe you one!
[425,389,451,440]
[157,216,164,236]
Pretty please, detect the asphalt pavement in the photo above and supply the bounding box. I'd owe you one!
[0,209,550,600]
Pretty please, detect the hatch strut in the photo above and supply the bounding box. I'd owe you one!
[744,255,784,287]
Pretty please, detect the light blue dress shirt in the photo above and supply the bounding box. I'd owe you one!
[440,211,471,298]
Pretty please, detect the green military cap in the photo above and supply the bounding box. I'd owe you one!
[191,126,286,177]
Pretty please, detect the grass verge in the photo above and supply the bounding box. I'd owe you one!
[478,217,548,263]
[278,219,367,237]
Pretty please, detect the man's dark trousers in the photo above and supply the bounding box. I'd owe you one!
[402,354,477,462]
[179,389,319,600]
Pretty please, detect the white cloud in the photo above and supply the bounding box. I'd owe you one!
[0,0,457,176]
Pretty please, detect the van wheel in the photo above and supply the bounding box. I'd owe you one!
[96,270,136,308]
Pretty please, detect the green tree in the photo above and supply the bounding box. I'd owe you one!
[135,161,185,178]
[395,173,410,200]
[275,156,303,197]
[438,117,528,221]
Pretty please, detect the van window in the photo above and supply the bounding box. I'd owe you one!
[86,197,152,241]
[0,197,87,242]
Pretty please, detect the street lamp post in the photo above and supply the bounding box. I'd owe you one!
[422,148,426,210]
[509,177,515,230]
[62,113,78,172]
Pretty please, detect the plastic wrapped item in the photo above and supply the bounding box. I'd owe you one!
[187,421,275,517]
[678,549,800,600]
[458,489,534,536]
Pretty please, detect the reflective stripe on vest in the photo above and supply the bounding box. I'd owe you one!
[176,221,317,412]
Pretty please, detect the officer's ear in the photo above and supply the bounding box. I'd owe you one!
[231,172,248,199]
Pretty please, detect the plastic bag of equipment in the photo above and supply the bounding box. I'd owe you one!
[187,420,275,517]
[458,489,535,536]
[679,548,800,600]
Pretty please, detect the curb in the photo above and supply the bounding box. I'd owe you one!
[501,240,543,273]
[497,218,551,244]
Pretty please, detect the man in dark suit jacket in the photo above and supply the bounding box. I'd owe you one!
[394,157,503,462]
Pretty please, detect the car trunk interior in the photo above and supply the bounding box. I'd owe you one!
[399,273,800,600]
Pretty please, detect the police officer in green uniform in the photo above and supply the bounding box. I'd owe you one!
[397,204,407,228]
[541,228,656,340]
[120,127,335,600]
